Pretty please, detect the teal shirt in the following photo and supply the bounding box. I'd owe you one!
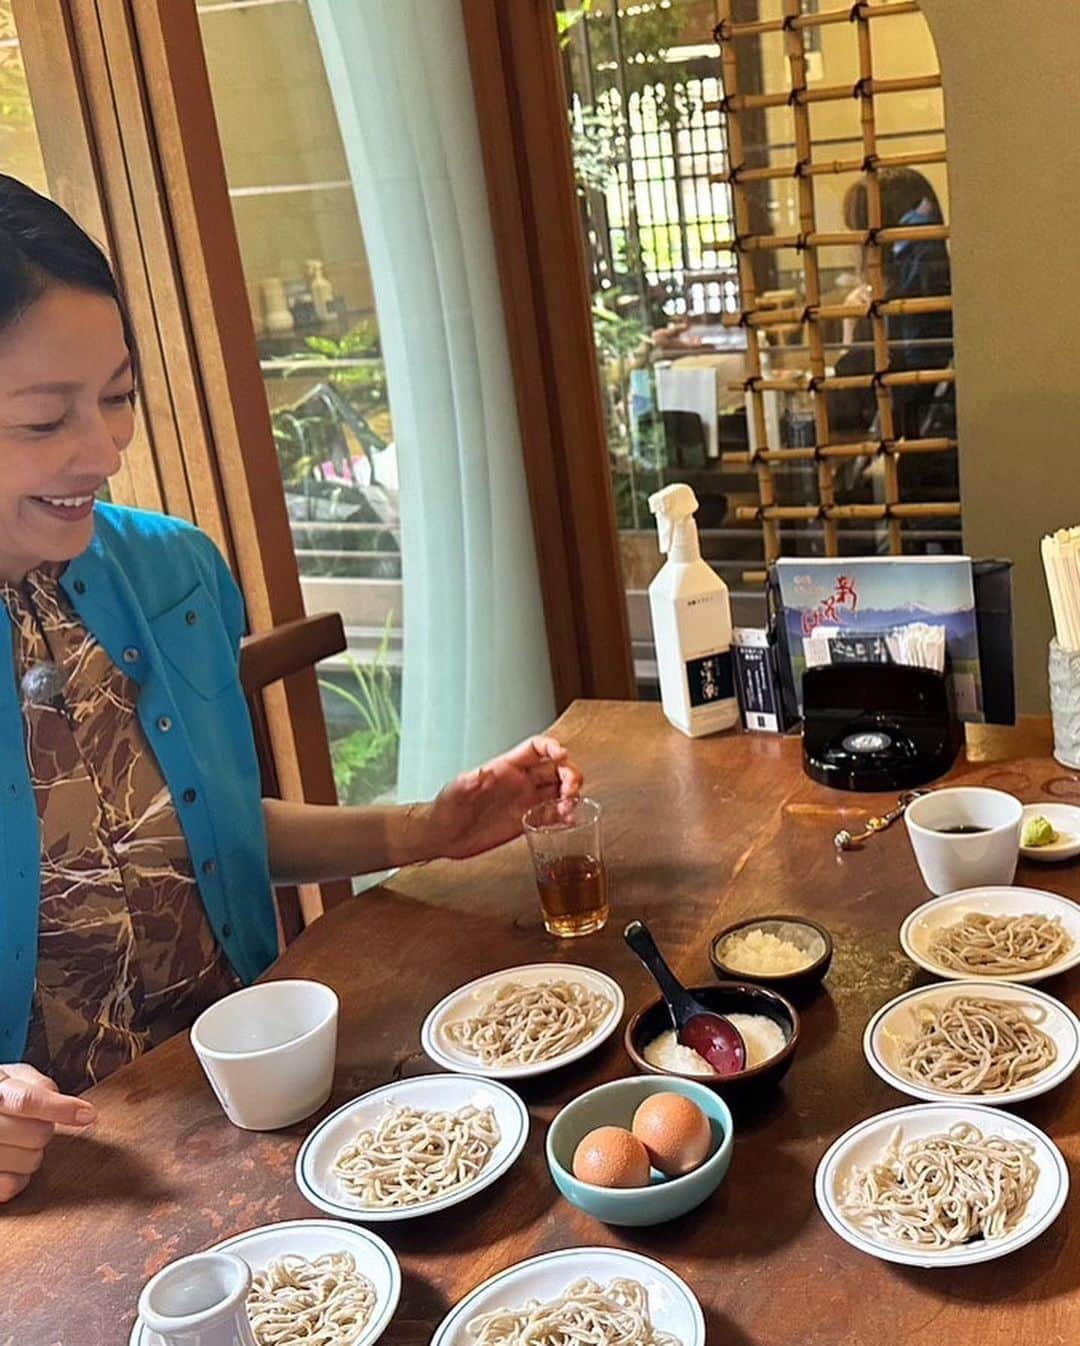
[0,503,277,1061]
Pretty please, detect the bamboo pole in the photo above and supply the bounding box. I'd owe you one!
[782,0,836,554]
[727,369,954,393]
[709,295,952,327]
[717,0,778,563]
[705,224,949,253]
[703,73,940,115]
[710,148,947,186]
[721,437,957,465]
[715,2,921,41]
[734,501,961,522]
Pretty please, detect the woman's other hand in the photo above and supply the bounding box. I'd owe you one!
[424,736,584,861]
[0,1063,96,1202]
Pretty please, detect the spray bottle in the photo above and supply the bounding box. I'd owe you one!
[648,483,739,737]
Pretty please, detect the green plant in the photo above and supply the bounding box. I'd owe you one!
[320,614,401,805]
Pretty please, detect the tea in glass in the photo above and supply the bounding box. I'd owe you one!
[523,797,608,937]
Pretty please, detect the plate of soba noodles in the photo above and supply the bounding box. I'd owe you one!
[130,1219,401,1346]
[295,1073,529,1222]
[899,886,1080,984]
[815,1103,1068,1268]
[429,1246,704,1346]
[421,963,624,1079]
[863,980,1080,1105]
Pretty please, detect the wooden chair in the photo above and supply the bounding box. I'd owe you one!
[239,610,347,944]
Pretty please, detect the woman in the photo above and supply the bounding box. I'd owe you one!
[0,176,582,1202]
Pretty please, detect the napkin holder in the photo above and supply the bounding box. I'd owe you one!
[802,662,961,792]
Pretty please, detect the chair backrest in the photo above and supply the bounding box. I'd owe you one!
[239,611,348,944]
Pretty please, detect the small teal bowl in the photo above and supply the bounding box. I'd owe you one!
[545,1075,734,1226]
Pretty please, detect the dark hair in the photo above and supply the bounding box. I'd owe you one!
[843,167,949,300]
[0,174,137,373]
[843,166,944,234]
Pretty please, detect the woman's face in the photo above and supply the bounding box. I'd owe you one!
[0,284,134,581]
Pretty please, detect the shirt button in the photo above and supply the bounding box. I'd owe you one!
[221,922,233,939]
[73,579,86,595]
[183,787,197,804]
[202,858,216,876]
[185,609,198,626]
[122,647,140,664]
[157,715,172,733]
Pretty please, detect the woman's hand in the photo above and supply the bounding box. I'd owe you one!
[424,736,584,861]
[0,1063,96,1202]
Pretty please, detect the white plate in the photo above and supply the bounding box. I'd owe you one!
[864,979,1080,1105]
[1020,803,1080,862]
[899,886,1080,983]
[430,1247,705,1346]
[129,1218,401,1346]
[815,1103,1068,1268]
[295,1073,529,1221]
[421,963,624,1079]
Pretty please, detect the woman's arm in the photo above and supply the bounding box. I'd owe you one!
[263,735,583,884]
[263,797,434,883]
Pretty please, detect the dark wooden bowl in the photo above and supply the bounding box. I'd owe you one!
[709,915,833,1004]
[624,982,799,1106]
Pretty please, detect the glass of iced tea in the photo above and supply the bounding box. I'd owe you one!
[522,796,608,937]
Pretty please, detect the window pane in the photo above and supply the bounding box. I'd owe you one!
[198,0,401,807]
[559,0,957,694]
[0,3,48,195]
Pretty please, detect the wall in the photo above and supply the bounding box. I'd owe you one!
[920,0,1071,712]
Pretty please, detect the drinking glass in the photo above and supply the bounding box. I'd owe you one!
[523,796,609,937]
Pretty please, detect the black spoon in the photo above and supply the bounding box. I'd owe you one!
[624,919,746,1076]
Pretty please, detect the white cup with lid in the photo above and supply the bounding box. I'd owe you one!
[190,979,338,1130]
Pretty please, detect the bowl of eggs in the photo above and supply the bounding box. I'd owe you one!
[709,915,833,1002]
[624,982,799,1103]
[545,1076,733,1226]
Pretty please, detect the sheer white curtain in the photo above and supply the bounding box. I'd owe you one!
[309,0,555,802]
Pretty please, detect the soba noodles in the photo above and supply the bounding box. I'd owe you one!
[928,911,1072,976]
[444,980,612,1067]
[247,1252,376,1346]
[465,1277,683,1346]
[332,1104,501,1209]
[898,995,1057,1095]
[839,1122,1039,1249]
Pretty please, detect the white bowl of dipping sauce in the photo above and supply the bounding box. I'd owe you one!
[191,979,339,1130]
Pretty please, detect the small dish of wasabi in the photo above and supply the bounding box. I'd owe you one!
[1020,803,1080,863]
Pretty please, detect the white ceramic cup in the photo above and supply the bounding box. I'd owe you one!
[138,1250,257,1346]
[905,787,1023,895]
[190,979,338,1131]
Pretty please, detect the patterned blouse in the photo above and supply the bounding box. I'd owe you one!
[2,565,240,1095]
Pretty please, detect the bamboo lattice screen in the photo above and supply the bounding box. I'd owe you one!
[708,0,956,582]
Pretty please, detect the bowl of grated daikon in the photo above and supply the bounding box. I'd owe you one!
[709,915,833,1003]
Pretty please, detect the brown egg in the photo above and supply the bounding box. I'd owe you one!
[571,1125,651,1188]
[631,1092,712,1177]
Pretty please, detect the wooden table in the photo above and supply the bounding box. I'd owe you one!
[6,703,1080,1346]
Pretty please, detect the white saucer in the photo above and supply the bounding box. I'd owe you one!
[1020,803,1080,862]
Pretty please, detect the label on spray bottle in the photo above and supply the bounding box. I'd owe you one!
[678,589,736,730]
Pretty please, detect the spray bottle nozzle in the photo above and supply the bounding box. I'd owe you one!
[649,483,701,556]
